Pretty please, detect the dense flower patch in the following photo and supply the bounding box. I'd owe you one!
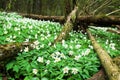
[0,12,119,80]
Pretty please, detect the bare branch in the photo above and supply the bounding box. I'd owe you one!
[92,0,112,15]
[106,9,120,16]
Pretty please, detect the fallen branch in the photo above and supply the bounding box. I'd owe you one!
[107,29,120,34]
[53,6,78,44]
[106,9,120,16]
[87,29,120,80]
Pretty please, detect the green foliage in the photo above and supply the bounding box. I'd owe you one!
[89,27,120,57]
[0,12,119,80]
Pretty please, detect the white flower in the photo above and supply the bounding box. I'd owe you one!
[6,37,11,41]
[34,40,39,46]
[46,60,50,65]
[55,52,61,56]
[51,53,55,58]
[53,44,56,48]
[63,66,70,74]
[69,46,73,49]
[89,45,93,49]
[105,40,109,44]
[62,44,68,48]
[74,55,81,61]
[82,49,91,56]
[54,57,61,63]
[75,44,81,49]
[40,44,44,48]
[54,36,57,39]
[60,53,66,59]
[47,34,51,37]
[71,68,78,74]
[35,34,38,39]
[35,46,40,50]
[24,47,29,52]
[62,40,65,44]
[41,37,45,41]
[25,39,29,42]
[4,30,8,34]
[48,42,51,46]
[29,26,33,29]
[110,43,116,50]
[18,32,21,34]
[14,27,20,31]
[37,57,44,63]
[32,69,38,74]
[69,51,74,56]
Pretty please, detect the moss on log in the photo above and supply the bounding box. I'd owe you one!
[87,30,120,80]
[53,6,78,44]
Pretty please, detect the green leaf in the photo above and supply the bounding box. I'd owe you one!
[6,61,15,70]
[13,65,19,73]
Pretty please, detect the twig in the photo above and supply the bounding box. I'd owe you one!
[106,9,120,16]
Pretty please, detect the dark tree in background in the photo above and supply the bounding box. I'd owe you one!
[0,0,119,16]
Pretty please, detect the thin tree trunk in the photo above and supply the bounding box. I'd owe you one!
[87,30,120,80]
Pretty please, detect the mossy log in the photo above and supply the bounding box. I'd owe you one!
[0,42,34,61]
[87,30,120,80]
[53,6,78,44]
[88,56,120,80]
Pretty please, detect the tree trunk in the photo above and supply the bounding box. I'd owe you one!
[53,6,78,44]
[87,30,120,80]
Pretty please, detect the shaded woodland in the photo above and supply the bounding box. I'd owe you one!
[0,0,120,80]
[0,0,120,16]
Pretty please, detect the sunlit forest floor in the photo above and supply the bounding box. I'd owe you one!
[0,12,120,80]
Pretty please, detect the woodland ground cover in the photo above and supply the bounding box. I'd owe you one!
[0,12,120,80]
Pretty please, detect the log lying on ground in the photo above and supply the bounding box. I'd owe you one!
[87,30,120,80]
[77,16,120,26]
[19,13,120,26]
[53,6,78,44]
[88,68,107,80]
[19,13,65,24]
[88,56,120,80]
[0,42,34,61]
[107,29,120,34]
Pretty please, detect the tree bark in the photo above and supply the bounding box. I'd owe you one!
[0,42,34,61]
[53,6,78,44]
[107,29,120,34]
[19,13,120,26]
[87,30,120,80]
[88,56,120,80]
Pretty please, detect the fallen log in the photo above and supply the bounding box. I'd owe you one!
[107,29,120,34]
[77,16,120,26]
[87,30,120,80]
[0,42,34,61]
[88,56,120,80]
[19,13,120,26]
[53,6,78,44]
[19,13,65,24]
